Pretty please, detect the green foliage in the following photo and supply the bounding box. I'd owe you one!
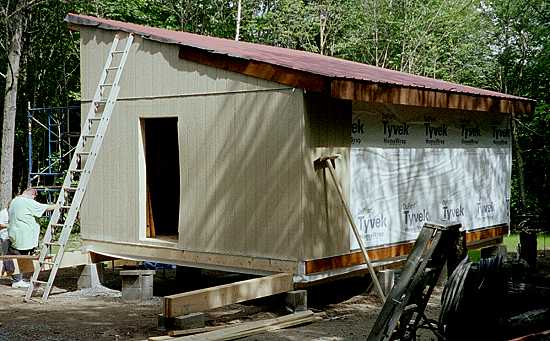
[0,0,548,230]
[241,0,319,51]
[337,0,496,87]
[503,233,550,251]
[482,0,550,228]
[511,104,550,226]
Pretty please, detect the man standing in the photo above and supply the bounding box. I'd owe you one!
[8,188,57,288]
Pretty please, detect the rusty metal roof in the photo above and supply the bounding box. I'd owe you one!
[65,13,531,103]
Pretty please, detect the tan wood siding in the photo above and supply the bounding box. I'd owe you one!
[79,28,304,261]
[302,93,351,259]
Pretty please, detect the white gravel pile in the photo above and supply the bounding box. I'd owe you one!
[57,285,121,298]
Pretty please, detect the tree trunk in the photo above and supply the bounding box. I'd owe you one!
[511,114,527,208]
[234,0,241,41]
[0,12,24,207]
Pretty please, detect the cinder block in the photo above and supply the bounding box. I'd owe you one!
[481,245,508,259]
[77,264,104,289]
[157,312,206,331]
[120,269,155,302]
[122,288,143,301]
[285,290,307,312]
[377,269,395,296]
[157,313,172,331]
[174,312,206,330]
[496,245,507,258]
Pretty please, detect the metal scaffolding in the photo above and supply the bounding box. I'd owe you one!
[27,104,80,201]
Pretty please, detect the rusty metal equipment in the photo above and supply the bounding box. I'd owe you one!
[368,222,463,341]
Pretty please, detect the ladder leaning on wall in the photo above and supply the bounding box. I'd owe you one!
[25,32,134,302]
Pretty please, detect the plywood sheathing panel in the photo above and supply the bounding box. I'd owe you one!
[80,28,304,262]
[302,93,351,259]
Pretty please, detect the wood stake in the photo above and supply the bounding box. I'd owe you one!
[323,158,386,302]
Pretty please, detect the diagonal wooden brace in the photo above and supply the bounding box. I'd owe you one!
[315,155,386,301]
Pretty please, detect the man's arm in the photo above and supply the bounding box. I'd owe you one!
[45,204,60,211]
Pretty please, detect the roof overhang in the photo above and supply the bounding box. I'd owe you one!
[178,45,534,114]
[66,13,535,114]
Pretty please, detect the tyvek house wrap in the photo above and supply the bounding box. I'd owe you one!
[350,105,511,249]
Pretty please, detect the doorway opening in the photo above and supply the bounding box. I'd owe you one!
[142,117,180,242]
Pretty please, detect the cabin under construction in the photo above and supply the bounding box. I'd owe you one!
[65,14,534,283]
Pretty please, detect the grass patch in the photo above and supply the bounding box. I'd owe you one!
[50,233,82,253]
[503,233,550,251]
[468,249,481,262]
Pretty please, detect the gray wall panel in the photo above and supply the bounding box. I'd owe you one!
[80,28,305,261]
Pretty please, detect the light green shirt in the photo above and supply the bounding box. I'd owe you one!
[8,196,49,250]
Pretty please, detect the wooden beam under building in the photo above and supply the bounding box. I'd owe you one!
[163,273,293,318]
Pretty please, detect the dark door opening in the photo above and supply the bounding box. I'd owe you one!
[143,117,180,241]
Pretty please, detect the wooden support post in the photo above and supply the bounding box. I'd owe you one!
[163,273,293,318]
[321,156,386,302]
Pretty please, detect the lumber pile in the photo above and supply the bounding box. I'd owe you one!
[148,310,320,341]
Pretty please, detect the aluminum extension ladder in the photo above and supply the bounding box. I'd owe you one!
[25,32,134,302]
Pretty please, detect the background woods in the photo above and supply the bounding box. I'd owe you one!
[0,0,548,228]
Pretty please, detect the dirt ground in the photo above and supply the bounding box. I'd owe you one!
[0,251,547,341]
[0,265,442,341]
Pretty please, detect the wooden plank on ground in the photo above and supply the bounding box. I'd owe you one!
[171,310,316,340]
[148,326,227,340]
[148,336,174,341]
[163,273,293,318]
[168,326,226,337]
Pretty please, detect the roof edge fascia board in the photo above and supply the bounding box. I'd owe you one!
[331,79,534,114]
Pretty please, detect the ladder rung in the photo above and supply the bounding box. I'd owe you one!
[63,187,78,192]
[77,152,90,155]
[32,280,48,285]
[41,261,55,266]
[100,83,113,87]
[94,100,107,104]
[82,135,95,139]
[60,205,71,209]
[50,223,64,228]
[44,241,61,246]
[106,66,119,70]
[88,117,101,121]
[111,50,125,54]
[69,169,83,173]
